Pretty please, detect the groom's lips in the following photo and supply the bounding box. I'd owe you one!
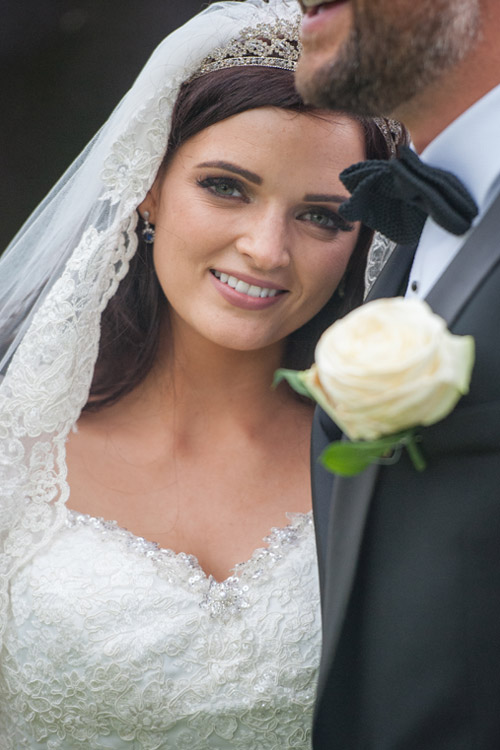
[300,0,351,38]
[299,0,348,14]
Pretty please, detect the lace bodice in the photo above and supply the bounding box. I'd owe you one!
[0,508,320,749]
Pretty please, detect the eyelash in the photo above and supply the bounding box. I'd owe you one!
[197,176,247,200]
[298,208,355,234]
[197,176,354,234]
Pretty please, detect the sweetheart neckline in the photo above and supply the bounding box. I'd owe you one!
[64,507,314,619]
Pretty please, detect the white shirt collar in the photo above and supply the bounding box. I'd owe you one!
[420,83,500,214]
[405,83,500,300]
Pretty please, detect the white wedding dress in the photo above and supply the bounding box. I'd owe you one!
[0,506,320,749]
[0,2,320,747]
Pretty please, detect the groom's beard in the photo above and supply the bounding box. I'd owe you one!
[297,0,480,117]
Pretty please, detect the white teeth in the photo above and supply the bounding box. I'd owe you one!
[235,280,250,294]
[212,270,282,299]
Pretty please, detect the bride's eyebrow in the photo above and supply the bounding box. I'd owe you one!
[304,193,350,204]
[196,161,262,185]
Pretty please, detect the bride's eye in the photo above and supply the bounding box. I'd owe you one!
[197,176,246,199]
[299,207,354,233]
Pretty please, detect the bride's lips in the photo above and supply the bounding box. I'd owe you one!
[209,269,289,311]
[300,0,351,38]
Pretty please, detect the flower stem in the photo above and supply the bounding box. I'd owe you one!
[404,434,426,472]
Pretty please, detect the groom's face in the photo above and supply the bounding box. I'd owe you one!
[295,0,480,118]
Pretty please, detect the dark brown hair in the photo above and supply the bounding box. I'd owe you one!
[87,66,398,409]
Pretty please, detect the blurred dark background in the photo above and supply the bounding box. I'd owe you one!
[0,0,210,250]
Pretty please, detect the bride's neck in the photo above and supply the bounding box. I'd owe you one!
[109,325,291,432]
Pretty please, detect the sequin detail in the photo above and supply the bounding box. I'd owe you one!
[66,509,312,622]
[0,505,320,748]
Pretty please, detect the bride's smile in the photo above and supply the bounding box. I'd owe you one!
[209,268,287,310]
[140,105,364,354]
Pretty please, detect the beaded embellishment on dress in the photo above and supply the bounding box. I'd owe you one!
[0,505,320,749]
[66,509,313,621]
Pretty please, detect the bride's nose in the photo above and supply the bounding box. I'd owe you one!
[234,209,291,271]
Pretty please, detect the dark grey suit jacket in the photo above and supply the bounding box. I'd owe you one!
[312,191,500,749]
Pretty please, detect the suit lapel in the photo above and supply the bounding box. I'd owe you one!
[317,243,417,681]
[316,463,379,693]
[319,191,500,678]
[425,191,500,324]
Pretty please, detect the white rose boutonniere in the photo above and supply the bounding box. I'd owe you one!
[275,298,475,476]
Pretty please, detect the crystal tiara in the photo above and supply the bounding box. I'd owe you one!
[191,15,404,159]
[193,16,302,79]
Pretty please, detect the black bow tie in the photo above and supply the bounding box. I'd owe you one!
[338,145,478,245]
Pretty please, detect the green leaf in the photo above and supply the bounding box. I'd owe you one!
[320,443,376,476]
[321,438,391,477]
[320,429,427,476]
[273,368,313,399]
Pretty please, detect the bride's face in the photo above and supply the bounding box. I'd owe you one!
[141,106,365,354]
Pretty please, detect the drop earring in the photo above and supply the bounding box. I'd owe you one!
[142,211,156,244]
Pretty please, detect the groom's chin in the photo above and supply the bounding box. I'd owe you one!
[295,53,333,107]
[295,47,389,118]
[296,0,354,102]
[295,54,348,111]
[295,26,354,110]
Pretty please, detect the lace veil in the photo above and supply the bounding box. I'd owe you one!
[0,0,302,644]
[364,232,397,297]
